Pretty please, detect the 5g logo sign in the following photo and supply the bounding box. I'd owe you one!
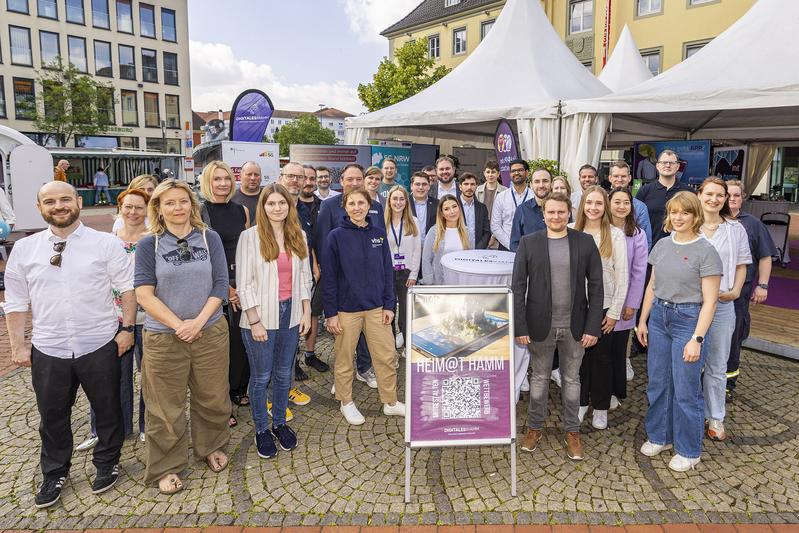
[496,134,513,153]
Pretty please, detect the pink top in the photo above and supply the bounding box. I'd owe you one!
[277,252,293,302]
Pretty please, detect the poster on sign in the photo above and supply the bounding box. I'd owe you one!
[371,142,412,190]
[711,146,747,182]
[290,145,372,191]
[405,286,515,447]
[493,119,519,188]
[228,89,274,143]
[221,141,280,184]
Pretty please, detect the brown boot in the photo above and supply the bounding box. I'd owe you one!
[520,428,542,452]
[565,431,584,461]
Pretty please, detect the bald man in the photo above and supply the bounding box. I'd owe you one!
[3,181,136,508]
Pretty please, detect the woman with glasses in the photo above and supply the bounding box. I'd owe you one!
[421,195,471,285]
[235,184,312,458]
[112,175,158,233]
[199,161,251,428]
[134,179,231,494]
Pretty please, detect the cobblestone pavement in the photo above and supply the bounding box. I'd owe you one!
[0,327,798,530]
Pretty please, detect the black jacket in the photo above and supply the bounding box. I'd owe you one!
[459,198,491,249]
[511,228,604,342]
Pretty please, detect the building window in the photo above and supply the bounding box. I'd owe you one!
[142,49,157,82]
[161,8,177,42]
[684,40,708,59]
[570,0,593,33]
[480,20,494,41]
[10,26,33,66]
[140,3,156,38]
[40,31,60,67]
[444,0,461,6]
[68,35,87,72]
[453,27,467,55]
[640,48,661,76]
[163,52,179,85]
[94,40,112,76]
[119,44,135,80]
[37,0,58,19]
[119,136,138,149]
[165,94,179,128]
[146,137,179,153]
[76,135,118,148]
[13,77,36,120]
[98,88,114,124]
[7,0,29,14]
[636,0,661,16]
[66,0,84,24]
[121,89,137,125]
[116,0,133,33]
[689,0,715,4]
[143,92,159,127]
[427,34,440,59]
[0,77,6,119]
[91,0,109,28]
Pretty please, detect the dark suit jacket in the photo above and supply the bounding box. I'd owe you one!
[459,198,491,249]
[512,228,604,342]
[429,182,460,201]
[410,196,439,235]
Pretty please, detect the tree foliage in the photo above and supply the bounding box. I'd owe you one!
[528,158,567,178]
[34,59,116,147]
[272,113,338,157]
[358,40,451,112]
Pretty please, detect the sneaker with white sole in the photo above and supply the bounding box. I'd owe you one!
[707,419,727,441]
[331,383,336,395]
[626,357,634,381]
[35,476,67,509]
[669,454,700,472]
[592,409,608,430]
[138,433,146,443]
[640,441,672,457]
[356,368,378,389]
[520,375,530,392]
[340,402,365,425]
[395,333,404,350]
[383,401,406,416]
[266,402,294,422]
[551,368,562,388]
[577,405,589,423]
[76,436,98,451]
[91,464,119,494]
[609,395,620,410]
[288,387,311,406]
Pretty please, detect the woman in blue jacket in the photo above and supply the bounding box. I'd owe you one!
[323,188,406,425]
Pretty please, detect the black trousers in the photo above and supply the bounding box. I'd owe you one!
[31,339,123,479]
[610,329,631,399]
[226,304,250,399]
[727,282,752,392]
[392,268,411,338]
[579,309,612,410]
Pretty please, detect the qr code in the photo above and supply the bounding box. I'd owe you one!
[441,377,481,419]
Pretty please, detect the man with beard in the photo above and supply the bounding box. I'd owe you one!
[491,159,532,251]
[314,166,340,200]
[430,156,459,200]
[571,164,599,208]
[458,173,491,249]
[378,157,402,204]
[510,168,553,252]
[231,161,263,216]
[3,181,136,508]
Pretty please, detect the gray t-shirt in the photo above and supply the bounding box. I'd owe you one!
[648,235,723,304]
[231,188,261,218]
[548,235,571,328]
[135,228,229,332]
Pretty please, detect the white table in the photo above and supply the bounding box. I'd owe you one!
[441,250,516,286]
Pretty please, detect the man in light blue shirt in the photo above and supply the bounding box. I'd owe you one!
[609,160,652,249]
[93,166,111,205]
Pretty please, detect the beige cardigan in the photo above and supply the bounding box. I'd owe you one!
[235,226,313,329]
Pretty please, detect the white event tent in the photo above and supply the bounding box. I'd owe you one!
[596,25,652,93]
[345,0,611,184]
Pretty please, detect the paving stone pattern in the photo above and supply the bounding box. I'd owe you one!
[0,330,798,529]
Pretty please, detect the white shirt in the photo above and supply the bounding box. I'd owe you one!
[387,215,423,280]
[570,190,583,210]
[414,198,428,245]
[490,186,531,249]
[2,223,134,358]
[315,188,341,200]
[701,220,752,293]
[461,198,476,248]
[0,188,15,226]
[436,181,458,199]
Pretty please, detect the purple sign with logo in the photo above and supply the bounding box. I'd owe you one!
[494,119,519,188]
[229,89,274,143]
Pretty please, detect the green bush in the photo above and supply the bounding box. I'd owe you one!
[527,158,566,178]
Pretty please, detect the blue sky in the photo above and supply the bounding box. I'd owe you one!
[187,0,420,115]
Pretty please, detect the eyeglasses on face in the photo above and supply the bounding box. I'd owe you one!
[176,238,192,262]
[50,241,66,267]
[281,173,303,181]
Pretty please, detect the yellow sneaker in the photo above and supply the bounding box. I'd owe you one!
[288,387,311,406]
[266,402,294,422]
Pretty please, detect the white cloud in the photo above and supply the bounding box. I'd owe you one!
[338,0,422,44]
[189,40,365,114]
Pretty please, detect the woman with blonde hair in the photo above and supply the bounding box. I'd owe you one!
[199,160,251,427]
[421,194,470,285]
[236,183,312,458]
[384,185,422,348]
[134,179,231,494]
[571,185,628,430]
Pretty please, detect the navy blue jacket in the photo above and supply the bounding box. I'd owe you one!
[322,216,395,317]
[315,194,385,264]
[510,199,547,252]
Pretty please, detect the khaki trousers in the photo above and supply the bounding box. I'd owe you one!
[142,318,231,484]
[334,307,397,405]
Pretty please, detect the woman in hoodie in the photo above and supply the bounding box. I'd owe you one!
[323,188,406,425]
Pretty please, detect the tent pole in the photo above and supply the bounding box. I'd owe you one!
[556,100,563,169]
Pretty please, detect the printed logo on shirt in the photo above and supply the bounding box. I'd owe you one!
[162,245,208,266]
[371,237,385,248]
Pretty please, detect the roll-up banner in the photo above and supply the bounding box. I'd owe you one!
[228,89,275,143]
[493,119,519,188]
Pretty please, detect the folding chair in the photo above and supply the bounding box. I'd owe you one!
[760,212,791,267]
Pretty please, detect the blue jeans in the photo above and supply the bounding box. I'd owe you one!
[704,299,735,422]
[242,300,298,431]
[95,185,110,204]
[645,300,706,459]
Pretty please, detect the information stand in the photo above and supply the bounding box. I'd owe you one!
[404,286,516,502]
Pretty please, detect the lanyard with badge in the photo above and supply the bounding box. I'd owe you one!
[512,188,529,209]
[391,219,405,271]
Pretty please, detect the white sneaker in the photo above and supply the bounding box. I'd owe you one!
[138,433,146,443]
[626,357,634,381]
[520,375,530,392]
[609,395,620,410]
[551,368,562,388]
[395,333,404,350]
[592,409,608,430]
[331,383,336,395]
[577,405,589,423]
[340,402,365,425]
[383,401,406,416]
[76,436,99,451]
[356,368,378,389]
[669,454,700,472]
[640,441,672,457]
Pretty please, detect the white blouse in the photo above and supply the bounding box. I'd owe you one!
[701,220,752,293]
[387,215,423,280]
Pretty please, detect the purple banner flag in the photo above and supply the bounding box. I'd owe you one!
[493,119,519,188]
[229,89,274,143]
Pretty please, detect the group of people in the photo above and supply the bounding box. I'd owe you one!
[3,149,776,510]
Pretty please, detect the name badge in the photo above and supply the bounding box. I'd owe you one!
[394,253,406,271]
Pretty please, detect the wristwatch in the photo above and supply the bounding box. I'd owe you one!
[120,324,135,333]
[757,283,769,290]
[692,335,704,344]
